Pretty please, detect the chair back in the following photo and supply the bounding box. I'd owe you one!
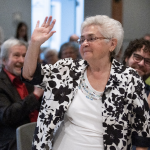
[16,122,36,150]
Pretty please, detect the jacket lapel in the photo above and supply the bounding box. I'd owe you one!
[0,70,21,101]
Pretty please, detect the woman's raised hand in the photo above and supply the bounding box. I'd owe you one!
[31,16,56,46]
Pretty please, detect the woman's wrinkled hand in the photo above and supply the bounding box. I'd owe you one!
[31,16,56,46]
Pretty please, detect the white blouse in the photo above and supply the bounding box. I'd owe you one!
[53,70,104,150]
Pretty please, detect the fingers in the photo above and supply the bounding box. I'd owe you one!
[48,19,56,31]
[36,20,40,28]
[45,16,52,27]
[47,31,56,39]
[45,18,56,39]
[41,17,48,27]
[44,17,56,35]
[42,16,52,28]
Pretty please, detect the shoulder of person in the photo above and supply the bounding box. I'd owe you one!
[54,58,84,66]
[0,69,9,81]
[41,58,85,71]
[112,59,143,86]
[113,59,140,78]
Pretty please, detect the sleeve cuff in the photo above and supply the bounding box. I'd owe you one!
[132,136,150,147]
[21,63,43,85]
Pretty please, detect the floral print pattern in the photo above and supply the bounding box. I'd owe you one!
[78,72,103,100]
[24,58,150,150]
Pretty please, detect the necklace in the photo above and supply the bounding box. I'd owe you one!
[79,71,103,100]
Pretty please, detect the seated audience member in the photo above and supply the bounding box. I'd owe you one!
[15,22,28,42]
[123,38,150,108]
[0,38,44,150]
[144,34,150,85]
[123,39,150,150]
[58,42,81,60]
[44,48,58,64]
[69,34,79,42]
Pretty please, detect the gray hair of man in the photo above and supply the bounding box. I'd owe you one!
[1,38,27,61]
[80,15,124,56]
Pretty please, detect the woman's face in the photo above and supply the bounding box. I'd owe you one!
[79,25,112,62]
[61,47,77,60]
[45,51,58,65]
[18,25,27,38]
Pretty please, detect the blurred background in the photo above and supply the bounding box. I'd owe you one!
[0,0,150,61]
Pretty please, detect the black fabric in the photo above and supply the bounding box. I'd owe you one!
[0,69,41,150]
[132,135,150,147]
[145,83,150,114]
[145,83,150,97]
[21,63,43,85]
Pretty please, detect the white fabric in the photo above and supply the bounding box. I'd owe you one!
[53,70,104,150]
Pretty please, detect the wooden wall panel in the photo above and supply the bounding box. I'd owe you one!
[112,0,123,24]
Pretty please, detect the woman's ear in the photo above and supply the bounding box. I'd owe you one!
[110,38,117,52]
[125,57,128,63]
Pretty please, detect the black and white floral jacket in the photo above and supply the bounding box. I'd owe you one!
[23,58,150,150]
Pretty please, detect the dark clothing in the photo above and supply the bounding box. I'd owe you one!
[145,83,150,97]
[0,69,41,150]
[132,83,150,150]
[3,68,29,100]
[145,83,150,115]
[3,68,39,122]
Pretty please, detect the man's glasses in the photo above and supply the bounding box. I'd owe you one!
[77,36,110,45]
[133,53,150,66]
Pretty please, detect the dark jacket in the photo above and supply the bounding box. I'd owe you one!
[0,69,41,150]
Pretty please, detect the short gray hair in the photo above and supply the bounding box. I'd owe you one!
[81,15,124,55]
[1,38,27,60]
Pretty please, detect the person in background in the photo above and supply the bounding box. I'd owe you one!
[58,42,81,60]
[142,34,150,86]
[123,38,150,108]
[22,16,150,150]
[144,34,150,41]
[69,34,79,42]
[15,22,28,42]
[0,38,44,150]
[123,38,150,150]
[44,48,58,64]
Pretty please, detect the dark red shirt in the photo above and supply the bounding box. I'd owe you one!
[3,68,39,122]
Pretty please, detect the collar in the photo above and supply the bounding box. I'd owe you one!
[3,68,20,84]
[104,59,127,92]
[109,59,126,83]
[72,59,125,84]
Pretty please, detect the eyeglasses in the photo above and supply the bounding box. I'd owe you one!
[133,53,150,66]
[77,37,110,45]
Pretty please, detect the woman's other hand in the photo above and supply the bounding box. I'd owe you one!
[31,16,56,47]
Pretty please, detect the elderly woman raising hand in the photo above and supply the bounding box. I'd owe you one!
[22,15,150,150]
